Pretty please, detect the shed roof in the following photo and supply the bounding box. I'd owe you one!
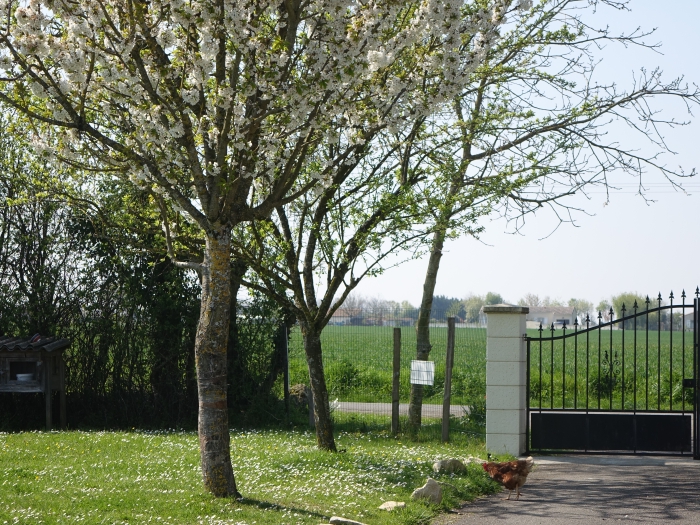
[0,335,70,353]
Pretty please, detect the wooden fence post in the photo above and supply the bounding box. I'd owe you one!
[392,327,401,435]
[442,317,455,442]
[45,356,52,431]
[59,355,66,429]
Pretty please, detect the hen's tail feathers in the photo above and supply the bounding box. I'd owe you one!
[524,456,534,472]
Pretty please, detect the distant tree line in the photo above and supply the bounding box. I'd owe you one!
[338,292,505,324]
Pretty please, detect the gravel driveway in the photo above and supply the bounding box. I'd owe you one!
[434,455,700,524]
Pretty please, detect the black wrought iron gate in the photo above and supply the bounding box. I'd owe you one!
[526,289,699,457]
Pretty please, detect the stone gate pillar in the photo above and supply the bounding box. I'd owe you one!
[483,304,529,456]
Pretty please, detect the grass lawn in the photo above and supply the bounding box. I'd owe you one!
[0,422,499,525]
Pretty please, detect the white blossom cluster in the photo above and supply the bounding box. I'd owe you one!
[0,0,519,227]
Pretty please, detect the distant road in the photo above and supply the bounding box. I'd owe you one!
[336,402,470,418]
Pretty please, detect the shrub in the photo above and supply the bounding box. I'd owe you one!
[326,359,361,394]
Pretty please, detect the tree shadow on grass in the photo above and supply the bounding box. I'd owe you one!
[234,497,330,521]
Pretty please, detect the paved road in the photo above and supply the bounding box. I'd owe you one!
[434,455,700,524]
[335,402,470,418]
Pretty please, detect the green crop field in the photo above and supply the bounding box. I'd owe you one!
[284,324,696,415]
[287,325,488,407]
[527,328,696,412]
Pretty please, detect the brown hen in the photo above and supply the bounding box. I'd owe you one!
[482,456,534,500]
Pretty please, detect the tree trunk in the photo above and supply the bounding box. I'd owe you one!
[407,227,447,434]
[195,227,240,498]
[302,328,337,451]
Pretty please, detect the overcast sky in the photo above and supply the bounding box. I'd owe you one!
[353,1,700,308]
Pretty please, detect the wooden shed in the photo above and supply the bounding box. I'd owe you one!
[0,335,70,430]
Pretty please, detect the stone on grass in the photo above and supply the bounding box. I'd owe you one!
[411,477,442,504]
[289,384,310,409]
[378,501,406,511]
[433,458,466,474]
[328,517,369,525]
[465,455,485,465]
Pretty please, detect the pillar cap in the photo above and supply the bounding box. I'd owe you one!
[483,304,529,314]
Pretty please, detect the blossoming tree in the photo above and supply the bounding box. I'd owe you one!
[0,0,522,496]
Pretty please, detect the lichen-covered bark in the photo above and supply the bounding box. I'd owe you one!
[408,227,446,434]
[302,329,337,452]
[196,227,240,498]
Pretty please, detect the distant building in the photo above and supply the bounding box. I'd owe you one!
[525,306,577,330]
[328,308,362,325]
[681,310,695,330]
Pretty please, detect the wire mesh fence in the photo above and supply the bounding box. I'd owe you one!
[287,309,487,432]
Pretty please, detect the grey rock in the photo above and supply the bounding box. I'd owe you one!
[378,501,406,511]
[411,477,443,504]
[289,383,310,409]
[433,458,467,474]
[329,517,369,525]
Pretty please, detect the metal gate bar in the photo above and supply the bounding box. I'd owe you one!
[695,297,699,459]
